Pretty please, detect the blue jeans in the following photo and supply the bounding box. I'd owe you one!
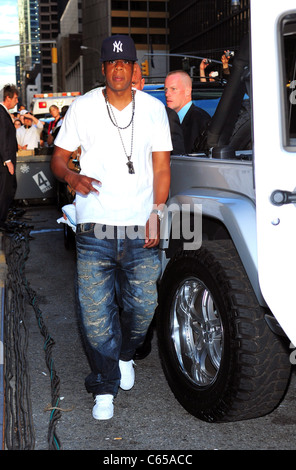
[76,223,161,396]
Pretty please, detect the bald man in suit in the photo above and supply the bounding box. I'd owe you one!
[0,84,19,230]
[165,70,211,153]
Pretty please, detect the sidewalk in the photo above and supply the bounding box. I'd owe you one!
[0,233,5,449]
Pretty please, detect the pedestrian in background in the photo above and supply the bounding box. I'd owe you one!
[165,70,211,153]
[14,118,22,129]
[0,84,19,231]
[17,111,44,150]
[47,105,62,146]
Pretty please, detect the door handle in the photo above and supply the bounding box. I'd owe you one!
[270,189,296,206]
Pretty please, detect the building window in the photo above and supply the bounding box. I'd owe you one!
[111,1,128,10]
[112,17,129,27]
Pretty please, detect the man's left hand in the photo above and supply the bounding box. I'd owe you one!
[144,212,160,248]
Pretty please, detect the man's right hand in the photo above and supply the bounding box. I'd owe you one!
[66,172,102,196]
[51,145,102,196]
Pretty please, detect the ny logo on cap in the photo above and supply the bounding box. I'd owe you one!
[113,40,123,54]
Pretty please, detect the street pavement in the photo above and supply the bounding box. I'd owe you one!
[2,203,296,453]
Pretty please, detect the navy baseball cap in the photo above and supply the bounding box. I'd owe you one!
[100,35,137,62]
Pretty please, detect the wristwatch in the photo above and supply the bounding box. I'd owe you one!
[151,209,164,220]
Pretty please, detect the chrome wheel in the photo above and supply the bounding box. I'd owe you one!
[158,242,291,421]
[171,277,223,387]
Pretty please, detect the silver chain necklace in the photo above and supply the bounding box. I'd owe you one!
[104,88,135,174]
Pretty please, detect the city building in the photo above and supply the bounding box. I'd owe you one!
[38,0,69,92]
[17,0,41,101]
[168,0,250,75]
[57,0,83,92]
[81,0,170,92]
[17,0,70,105]
[15,0,251,102]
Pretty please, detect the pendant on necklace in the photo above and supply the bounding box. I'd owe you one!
[127,160,135,174]
[104,88,136,175]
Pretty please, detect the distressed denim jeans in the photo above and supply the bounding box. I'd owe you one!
[76,223,161,396]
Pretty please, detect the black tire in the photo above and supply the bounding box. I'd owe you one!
[157,240,291,422]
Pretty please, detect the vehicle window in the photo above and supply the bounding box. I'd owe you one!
[281,13,296,150]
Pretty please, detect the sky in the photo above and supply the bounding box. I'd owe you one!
[0,0,20,91]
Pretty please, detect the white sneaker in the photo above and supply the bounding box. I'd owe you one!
[119,359,135,390]
[92,394,114,420]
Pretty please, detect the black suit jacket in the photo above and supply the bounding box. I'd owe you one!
[181,104,211,154]
[0,104,18,224]
[165,106,185,155]
[0,104,18,166]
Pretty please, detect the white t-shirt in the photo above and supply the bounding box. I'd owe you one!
[17,121,43,149]
[55,87,172,226]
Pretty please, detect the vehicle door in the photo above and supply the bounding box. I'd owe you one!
[252,0,296,345]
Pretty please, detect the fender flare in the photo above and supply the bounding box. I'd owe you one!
[159,188,265,305]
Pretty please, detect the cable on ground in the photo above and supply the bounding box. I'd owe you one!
[3,218,62,450]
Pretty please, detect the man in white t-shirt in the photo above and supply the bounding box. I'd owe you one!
[17,112,44,150]
[51,34,172,421]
